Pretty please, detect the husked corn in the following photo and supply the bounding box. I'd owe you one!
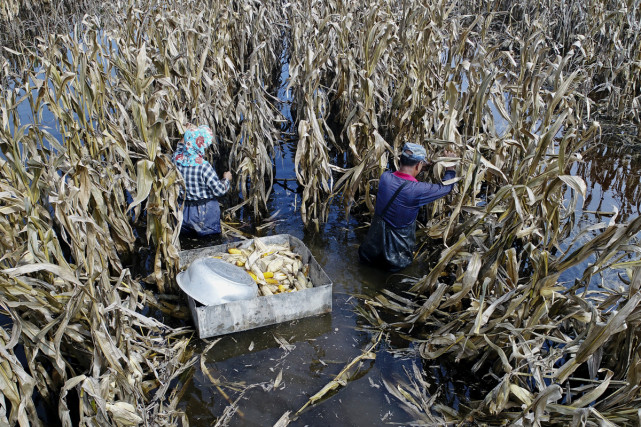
[201,241,314,297]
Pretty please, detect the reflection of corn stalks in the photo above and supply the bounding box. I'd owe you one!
[206,241,313,296]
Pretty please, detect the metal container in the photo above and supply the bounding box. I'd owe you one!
[177,234,333,338]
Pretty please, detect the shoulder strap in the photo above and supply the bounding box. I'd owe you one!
[381,181,409,217]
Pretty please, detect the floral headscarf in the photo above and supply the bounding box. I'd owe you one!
[173,125,215,167]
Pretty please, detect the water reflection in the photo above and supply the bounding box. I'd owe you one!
[178,293,407,426]
[574,139,641,222]
[198,314,333,363]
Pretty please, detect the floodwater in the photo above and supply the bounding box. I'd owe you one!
[172,56,641,425]
[8,50,639,426]
[174,60,440,426]
[560,136,641,287]
[177,141,436,426]
[174,78,641,427]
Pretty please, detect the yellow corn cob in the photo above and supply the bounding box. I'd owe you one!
[265,278,279,285]
[228,248,242,255]
[263,271,274,279]
[236,260,245,267]
[248,272,258,281]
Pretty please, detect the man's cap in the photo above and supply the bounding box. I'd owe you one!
[401,142,427,162]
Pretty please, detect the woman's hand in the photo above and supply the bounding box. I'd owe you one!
[223,171,232,181]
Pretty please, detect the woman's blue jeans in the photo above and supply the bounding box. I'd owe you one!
[181,198,222,236]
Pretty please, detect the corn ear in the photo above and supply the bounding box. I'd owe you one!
[259,284,273,296]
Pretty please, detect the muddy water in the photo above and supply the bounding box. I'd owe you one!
[175,61,641,424]
[177,138,435,425]
[175,60,444,425]
[560,138,641,286]
[177,141,640,426]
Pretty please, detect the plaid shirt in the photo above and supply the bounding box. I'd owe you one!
[176,162,230,201]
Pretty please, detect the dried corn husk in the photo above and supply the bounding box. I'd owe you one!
[197,241,313,296]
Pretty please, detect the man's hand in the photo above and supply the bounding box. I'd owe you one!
[223,171,232,181]
[442,150,457,171]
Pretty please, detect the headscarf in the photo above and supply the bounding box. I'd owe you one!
[173,125,215,167]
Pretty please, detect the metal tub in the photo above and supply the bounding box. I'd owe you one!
[177,234,333,338]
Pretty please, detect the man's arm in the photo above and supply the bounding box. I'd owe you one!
[416,169,456,205]
[416,150,458,204]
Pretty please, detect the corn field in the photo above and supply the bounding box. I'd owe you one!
[1,0,640,425]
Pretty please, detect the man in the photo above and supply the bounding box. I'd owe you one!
[359,142,457,271]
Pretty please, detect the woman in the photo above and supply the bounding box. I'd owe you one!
[173,124,232,236]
